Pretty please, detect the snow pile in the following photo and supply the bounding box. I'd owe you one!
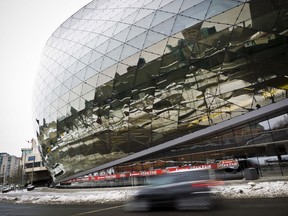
[213,181,288,199]
[1,181,288,204]
[0,188,137,204]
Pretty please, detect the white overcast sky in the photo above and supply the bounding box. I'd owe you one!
[0,0,92,157]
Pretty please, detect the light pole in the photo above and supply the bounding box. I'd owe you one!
[31,157,35,185]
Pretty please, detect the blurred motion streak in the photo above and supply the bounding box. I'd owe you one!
[124,169,223,212]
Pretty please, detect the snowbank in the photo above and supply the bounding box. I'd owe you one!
[0,189,134,204]
[1,181,288,204]
[213,181,288,199]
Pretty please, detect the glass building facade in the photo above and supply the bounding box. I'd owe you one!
[33,0,288,183]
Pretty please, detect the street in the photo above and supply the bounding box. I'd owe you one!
[1,198,288,216]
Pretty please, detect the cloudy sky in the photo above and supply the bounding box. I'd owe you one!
[0,0,92,157]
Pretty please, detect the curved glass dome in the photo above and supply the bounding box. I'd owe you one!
[33,0,288,182]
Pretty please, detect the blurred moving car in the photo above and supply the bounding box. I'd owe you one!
[27,184,35,191]
[1,186,11,193]
[124,169,220,211]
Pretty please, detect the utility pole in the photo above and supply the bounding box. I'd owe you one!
[31,157,35,185]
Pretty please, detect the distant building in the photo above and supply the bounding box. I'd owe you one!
[21,139,51,186]
[0,152,20,186]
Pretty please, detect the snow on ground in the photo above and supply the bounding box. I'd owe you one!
[213,181,288,199]
[1,181,288,204]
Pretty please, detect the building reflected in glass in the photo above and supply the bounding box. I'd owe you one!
[33,0,288,184]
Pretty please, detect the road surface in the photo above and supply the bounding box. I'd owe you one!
[1,198,288,216]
